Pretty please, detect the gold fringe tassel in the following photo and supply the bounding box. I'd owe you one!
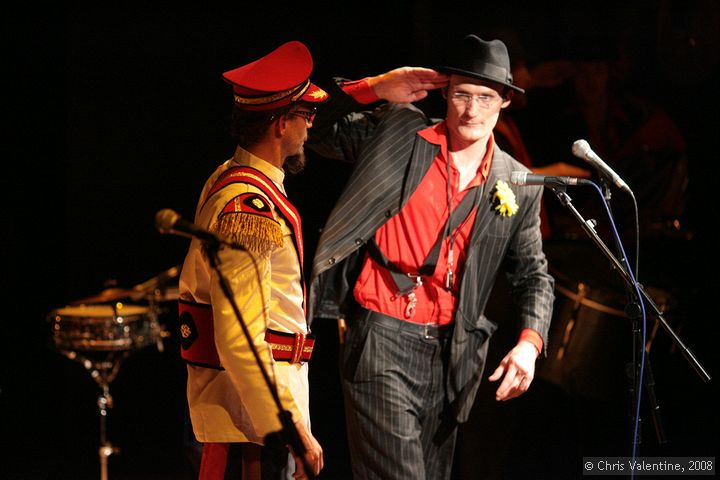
[212,213,284,257]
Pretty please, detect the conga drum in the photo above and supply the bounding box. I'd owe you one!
[539,240,675,401]
[537,272,634,401]
[538,239,641,401]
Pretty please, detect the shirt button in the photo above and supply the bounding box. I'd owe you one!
[354,238,363,246]
[327,257,336,265]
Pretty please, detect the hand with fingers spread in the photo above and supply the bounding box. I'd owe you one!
[366,67,449,103]
[488,340,539,401]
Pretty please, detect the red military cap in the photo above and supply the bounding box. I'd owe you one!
[223,40,329,111]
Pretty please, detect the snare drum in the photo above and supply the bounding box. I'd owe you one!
[50,303,159,352]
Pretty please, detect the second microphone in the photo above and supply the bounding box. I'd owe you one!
[510,171,594,188]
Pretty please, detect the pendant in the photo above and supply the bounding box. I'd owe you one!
[445,269,454,291]
[404,291,417,318]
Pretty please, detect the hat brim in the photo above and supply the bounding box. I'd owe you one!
[230,80,329,111]
[298,82,330,104]
[436,66,525,94]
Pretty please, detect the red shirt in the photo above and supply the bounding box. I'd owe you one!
[342,79,543,353]
[353,122,490,326]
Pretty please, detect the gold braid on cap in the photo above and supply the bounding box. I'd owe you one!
[289,80,311,102]
[233,80,310,106]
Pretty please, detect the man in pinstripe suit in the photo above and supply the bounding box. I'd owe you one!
[306,35,554,479]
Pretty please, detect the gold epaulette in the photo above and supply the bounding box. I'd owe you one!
[211,212,283,257]
[210,192,284,257]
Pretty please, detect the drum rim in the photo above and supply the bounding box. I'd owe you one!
[555,283,627,317]
[51,304,151,319]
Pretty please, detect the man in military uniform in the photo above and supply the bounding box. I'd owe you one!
[178,40,327,480]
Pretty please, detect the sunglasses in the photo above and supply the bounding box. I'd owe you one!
[287,107,317,123]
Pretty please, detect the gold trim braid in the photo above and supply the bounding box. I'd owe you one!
[269,343,313,353]
[233,80,310,106]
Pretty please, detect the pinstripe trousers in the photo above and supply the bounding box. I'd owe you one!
[341,309,458,480]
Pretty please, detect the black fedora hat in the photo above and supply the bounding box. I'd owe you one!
[436,34,525,94]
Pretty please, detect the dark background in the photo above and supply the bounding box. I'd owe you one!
[4,2,718,479]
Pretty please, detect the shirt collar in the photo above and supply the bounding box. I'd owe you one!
[230,146,286,187]
[417,122,495,183]
[418,121,447,149]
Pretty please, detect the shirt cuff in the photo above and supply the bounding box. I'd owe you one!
[340,78,380,104]
[518,328,543,356]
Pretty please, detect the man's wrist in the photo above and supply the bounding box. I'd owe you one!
[518,328,543,357]
[340,77,380,104]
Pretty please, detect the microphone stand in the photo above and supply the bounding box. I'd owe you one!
[549,186,711,450]
[597,178,650,447]
[597,178,669,448]
[203,239,315,479]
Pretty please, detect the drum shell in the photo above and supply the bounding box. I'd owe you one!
[537,281,633,401]
[50,304,159,352]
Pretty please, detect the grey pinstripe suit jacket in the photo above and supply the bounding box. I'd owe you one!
[306,79,554,422]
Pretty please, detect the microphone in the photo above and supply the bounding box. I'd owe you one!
[571,139,631,193]
[155,208,242,249]
[510,171,593,188]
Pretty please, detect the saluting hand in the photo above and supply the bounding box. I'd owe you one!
[367,67,449,103]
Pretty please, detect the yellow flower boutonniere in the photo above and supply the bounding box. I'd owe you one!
[492,180,519,217]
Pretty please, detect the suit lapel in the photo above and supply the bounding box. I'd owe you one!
[401,134,439,206]
[467,150,513,248]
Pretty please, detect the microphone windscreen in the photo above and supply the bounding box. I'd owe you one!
[155,208,179,233]
[571,139,590,157]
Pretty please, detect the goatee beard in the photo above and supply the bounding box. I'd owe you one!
[283,152,306,175]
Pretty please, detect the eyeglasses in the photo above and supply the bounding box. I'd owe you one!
[450,92,502,109]
[287,107,317,124]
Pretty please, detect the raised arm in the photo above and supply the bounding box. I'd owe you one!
[366,67,449,103]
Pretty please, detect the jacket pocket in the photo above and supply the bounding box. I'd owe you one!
[339,314,371,382]
[462,313,498,335]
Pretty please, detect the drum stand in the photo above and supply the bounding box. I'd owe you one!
[549,185,711,451]
[59,349,129,480]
